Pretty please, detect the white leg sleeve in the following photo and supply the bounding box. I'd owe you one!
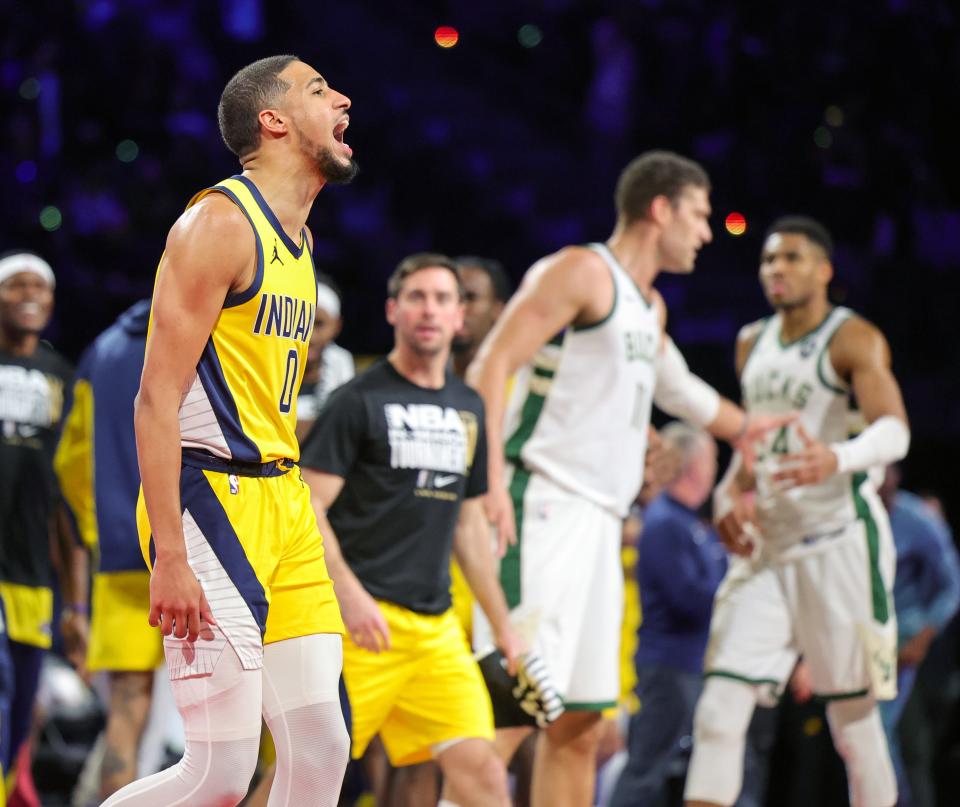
[101,644,262,806]
[261,634,349,807]
[826,697,897,807]
[684,677,759,806]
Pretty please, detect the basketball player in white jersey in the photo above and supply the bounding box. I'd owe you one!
[468,151,791,807]
[684,216,910,807]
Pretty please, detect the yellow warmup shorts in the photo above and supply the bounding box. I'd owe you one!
[344,600,494,766]
[137,459,343,675]
[0,582,53,649]
[87,571,163,672]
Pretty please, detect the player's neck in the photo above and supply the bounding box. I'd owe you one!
[777,297,831,343]
[388,347,448,390]
[0,327,39,356]
[239,155,325,245]
[606,225,659,296]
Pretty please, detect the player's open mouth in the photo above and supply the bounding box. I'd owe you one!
[333,119,352,157]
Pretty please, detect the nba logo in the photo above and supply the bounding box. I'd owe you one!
[229,474,240,495]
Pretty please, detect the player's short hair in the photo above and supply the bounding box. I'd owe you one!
[455,255,513,303]
[218,54,299,158]
[387,253,464,300]
[765,216,835,259]
[615,151,711,224]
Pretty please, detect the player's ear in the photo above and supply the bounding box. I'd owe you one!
[649,195,673,227]
[385,297,397,326]
[258,108,288,137]
[819,257,834,285]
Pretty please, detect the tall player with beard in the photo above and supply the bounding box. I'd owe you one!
[104,56,358,807]
[468,152,791,807]
[684,217,909,807]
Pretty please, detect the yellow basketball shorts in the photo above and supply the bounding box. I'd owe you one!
[344,600,494,766]
[137,459,343,678]
[87,570,163,673]
[0,583,52,649]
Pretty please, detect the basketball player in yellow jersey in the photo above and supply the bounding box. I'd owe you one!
[102,55,357,807]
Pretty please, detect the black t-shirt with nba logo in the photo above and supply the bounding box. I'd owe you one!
[300,358,487,615]
[0,344,73,588]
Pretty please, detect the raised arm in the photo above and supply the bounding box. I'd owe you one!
[137,194,255,641]
[466,247,607,542]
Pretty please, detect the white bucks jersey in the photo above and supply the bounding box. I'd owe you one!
[742,306,871,549]
[503,243,659,517]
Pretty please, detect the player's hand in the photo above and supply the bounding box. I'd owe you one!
[484,483,516,556]
[149,555,217,642]
[494,620,527,676]
[898,626,935,668]
[715,489,758,557]
[733,412,798,471]
[340,584,391,653]
[789,660,814,704]
[641,426,682,500]
[771,424,838,489]
[60,609,90,680]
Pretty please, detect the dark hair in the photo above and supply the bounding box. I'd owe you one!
[387,253,464,299]
[218,55,299,158]
[615,150,711,223]
[764,216,834,259]
[315,271,342,299]
[455,255,513,302]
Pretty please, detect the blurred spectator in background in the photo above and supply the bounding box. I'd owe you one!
[55,300,185,802]
[877,465,960,807]
[0,251,84,805]
[451,256,511,380]
[296,275,354,440]
[610,422,725,807]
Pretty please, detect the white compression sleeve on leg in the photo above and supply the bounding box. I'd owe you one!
[684,676,759,806]
[101,643,262,806]
[261,634,349,807]
[653,337,721,428]
[826,697,897,807]
[830,415,910,474]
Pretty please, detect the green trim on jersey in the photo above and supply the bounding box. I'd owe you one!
[573,255,618,332]
[501,465,532,609]
[816,688,869,702]
[815,313,851,395]
[852,471,889,624]
[563,699,618,712]
[776,306,838,349]
[704,670,783,689]
[738,317,772,380]
[505,374,551,463]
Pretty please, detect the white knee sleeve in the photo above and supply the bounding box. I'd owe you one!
[684,677,759,806]
[262,634,349,807]
[826,697,897,807]
[101,645,262,806]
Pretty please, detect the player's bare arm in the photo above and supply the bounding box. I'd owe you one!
[452,497,525,674]
[653,308,793,456]
[301,467,391,652]
[774,316,909,488]
[710,322,765,555]
[467,247,610,543]
[136,194,254,642]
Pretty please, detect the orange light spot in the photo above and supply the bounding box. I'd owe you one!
[434,26,459,48]
[725,212,747,236]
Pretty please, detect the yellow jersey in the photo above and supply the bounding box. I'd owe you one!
[160,175,318,464]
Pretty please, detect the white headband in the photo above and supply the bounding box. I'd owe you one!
[316,283,341,317]
[0,253,55,288]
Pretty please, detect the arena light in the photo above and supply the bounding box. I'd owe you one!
[518,24,543,48]
[434,26,459,48]
[725,212,747,236]
[40,206,62,232]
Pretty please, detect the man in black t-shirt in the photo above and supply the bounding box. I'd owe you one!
[301,253,521,807]
[0,251,84,791]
